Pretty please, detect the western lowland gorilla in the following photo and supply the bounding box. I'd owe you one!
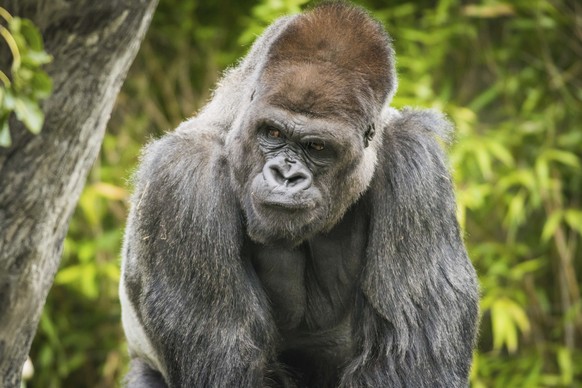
[120,3,479,387]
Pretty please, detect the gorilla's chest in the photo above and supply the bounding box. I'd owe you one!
[251,238,364,330]
[247,205,368,360]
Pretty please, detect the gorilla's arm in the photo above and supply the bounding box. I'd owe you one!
[342,109,479,388]
[121,125,279,387]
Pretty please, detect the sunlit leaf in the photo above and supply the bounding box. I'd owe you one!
[14,96,44,134]
[497,170,536,193]
[544,149,580,168]
[0,116,10,147]
[491,299,518,352]
[535,157,550,193]
[18,19,44,50]
[78,188,101,226]
[510,258,543,279]
[504,190,526,230]
[22,50,53,67]
[463,4,515,18]
[541,211,563,242]
[491,297,530,353]
[564,210,582,236]
[55,265,83,285]
[557,347,573,385]
[475,147,493,179]
[2,88,15,110]
[81,264,98,300]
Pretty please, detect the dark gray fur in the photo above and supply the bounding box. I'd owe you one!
[120,3,479,387]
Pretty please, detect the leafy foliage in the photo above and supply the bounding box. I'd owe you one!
[27,0,582,386]
[0,7,52,147]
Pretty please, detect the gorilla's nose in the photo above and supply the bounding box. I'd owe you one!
[263,158,312,191]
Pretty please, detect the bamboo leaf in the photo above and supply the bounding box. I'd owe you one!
[475,147,493,179]
[504,190,526,230]
[542,211,563,242]
[557,347,573,385]
[564,210,582,236]
[545,149,580,168]
[535,158,550,193]
[491,298,530,353]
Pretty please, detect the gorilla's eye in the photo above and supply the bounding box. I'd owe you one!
[307,142,325,151]
[267,128,282,138]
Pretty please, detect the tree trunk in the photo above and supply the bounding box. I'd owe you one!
[0,1,157,386]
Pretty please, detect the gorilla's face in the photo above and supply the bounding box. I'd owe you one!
[227,66,380,245]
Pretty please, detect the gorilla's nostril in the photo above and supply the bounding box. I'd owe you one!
[263,159,312,190]
[263,160,286,186]
[286,172,308,188]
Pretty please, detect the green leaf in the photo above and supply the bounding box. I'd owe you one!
[491,297,530,353]
[557,347,573,385]
[475,146,493,179]
[81,264,98,299]
[2,88,15,110]
[14,96,44,134]
[14,66,34,83]
[542,211,563,242]
[21,49,53,67]
[491,298,519,352]
[30,70,53,99]
[0,115,11,147]
[55,265,83,285]
[510,259,543,279]
[564,210,582,236]
[504,190,526,230]
[19,18,44,51]
[545,149,580,168]
[535,158,550,193]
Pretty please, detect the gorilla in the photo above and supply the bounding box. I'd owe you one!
[120,3,479,387]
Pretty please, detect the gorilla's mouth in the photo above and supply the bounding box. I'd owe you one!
[245,189,324,241]
[260,198,315,211]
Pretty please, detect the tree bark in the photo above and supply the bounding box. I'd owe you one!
[0,1,157,386]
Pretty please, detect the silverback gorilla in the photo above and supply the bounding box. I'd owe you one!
[120,3,479,387]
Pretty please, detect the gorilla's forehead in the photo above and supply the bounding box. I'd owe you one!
[259,61,372,123]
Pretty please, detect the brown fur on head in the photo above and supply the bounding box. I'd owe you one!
[261,2,396,120]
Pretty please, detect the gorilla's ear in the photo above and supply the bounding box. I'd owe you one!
[265,3,397,105]
[364,124,375,148]
[362,108,478,356]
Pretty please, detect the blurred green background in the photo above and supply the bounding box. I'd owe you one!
[25,0,582,386]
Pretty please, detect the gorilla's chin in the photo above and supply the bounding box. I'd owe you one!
[244,197,326,246]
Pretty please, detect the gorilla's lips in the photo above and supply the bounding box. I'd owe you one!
[259,191,319,212]
[261,200,311,211]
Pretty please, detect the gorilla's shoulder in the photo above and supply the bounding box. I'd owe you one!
[133,120,229,195]
[141,120,225,173]
[386,107,453,143]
